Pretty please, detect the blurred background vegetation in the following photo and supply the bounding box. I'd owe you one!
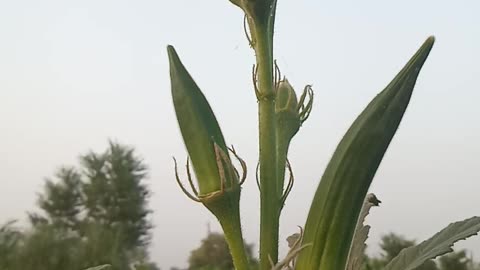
[0,141,158,270]
[0,141,477,270]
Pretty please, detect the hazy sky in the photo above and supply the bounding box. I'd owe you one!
[1,0,480,269]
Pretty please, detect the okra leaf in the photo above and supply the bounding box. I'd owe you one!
[384,216,480,270]
[345,194,381,270]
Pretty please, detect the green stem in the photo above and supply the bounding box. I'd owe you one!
[220,207,251,270]
[255,22,280,269]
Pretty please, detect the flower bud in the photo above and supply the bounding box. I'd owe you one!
[276,79,301,141]
[276,79,299,109]
[275,79,313,198]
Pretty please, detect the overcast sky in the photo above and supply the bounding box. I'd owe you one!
[1,0,479,269]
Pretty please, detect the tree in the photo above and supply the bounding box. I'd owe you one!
[0,220,22,269]
[77,222,130,270]
[438,250,471,270]
[21,141,157,270]
[379,233,416,262]
[188,232,258,270]
[30,167,83,231]
[10,224,83,270]
[82,141,152,249]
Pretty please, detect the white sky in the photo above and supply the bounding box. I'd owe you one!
[1,1,480,269]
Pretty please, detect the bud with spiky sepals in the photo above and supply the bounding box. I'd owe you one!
[167,45,250,270]
[275,79,313,205]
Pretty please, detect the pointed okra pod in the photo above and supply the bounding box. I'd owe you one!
[168,45,251,270]
[168,45,238,198]
[295,37,435,270]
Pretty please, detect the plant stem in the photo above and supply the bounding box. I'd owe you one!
[255,21,280,269]
[218,195,251,270]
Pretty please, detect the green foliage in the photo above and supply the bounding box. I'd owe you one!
[33,167,82,230]
[82,141,152,249]
[78,222,130,269]
[189,233,233,270]
[365,233,437,270]
[168,1,480,270]
[438,250,470,270]
[0,221,22,269]
[2,141,157,270]
[8,219,134,270]
[384,217,480,270]
[364,232,480,270]
[380,233,417,261]
[9,225,83,270]
[188,232,258,270]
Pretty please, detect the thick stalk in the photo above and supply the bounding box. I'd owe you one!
[255,22,279,269]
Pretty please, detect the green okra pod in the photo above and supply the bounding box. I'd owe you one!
[167,45,235,196]
[295,36,435,270]
[168,45,250,270]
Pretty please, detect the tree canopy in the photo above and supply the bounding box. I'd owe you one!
[1,141,157,270]
[188,231,258,270]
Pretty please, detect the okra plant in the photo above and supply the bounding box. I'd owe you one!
[168,1,480,270]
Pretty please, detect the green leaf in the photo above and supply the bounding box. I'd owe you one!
[345,194,381,270]
[384,216,480,270]
[295,36,435,270]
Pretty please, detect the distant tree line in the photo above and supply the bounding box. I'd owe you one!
[169,230,479,270]
[0,141,158,270]
[1,141,478,270]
